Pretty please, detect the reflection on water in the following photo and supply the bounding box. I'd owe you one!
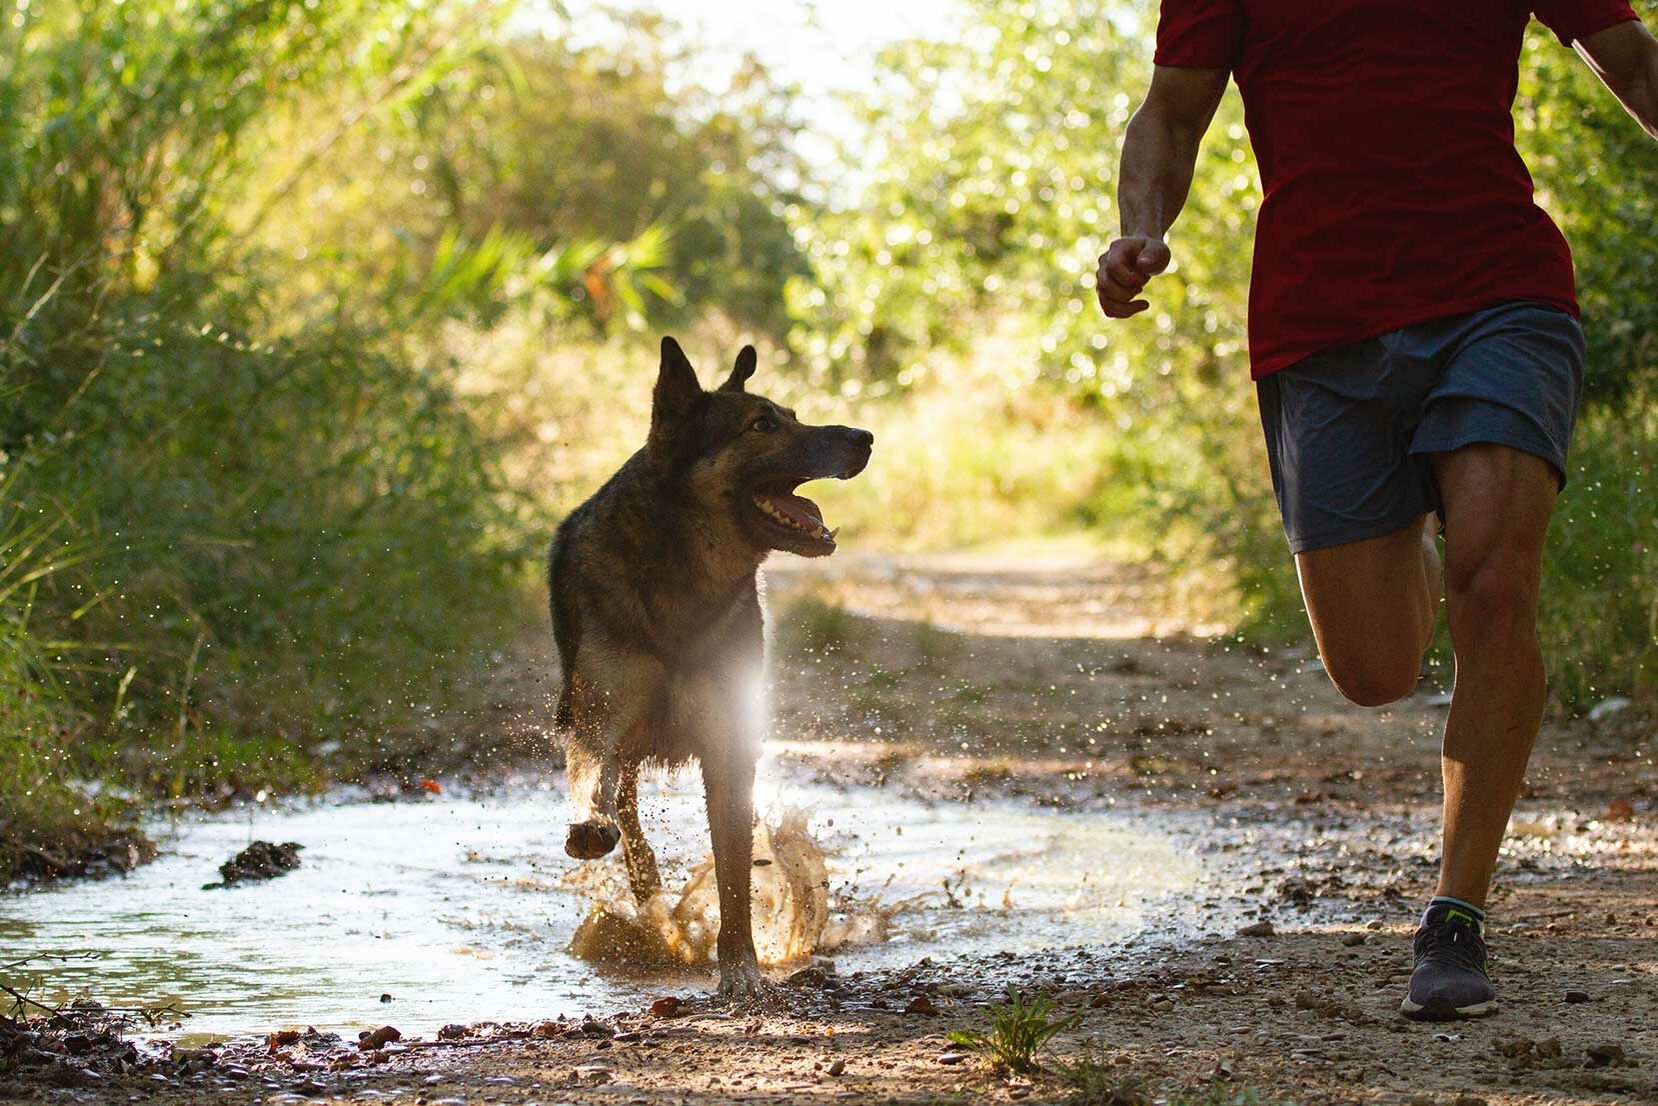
[0,752,1201,1036]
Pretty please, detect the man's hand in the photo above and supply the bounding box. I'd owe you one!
[1095,65,1226,321]
[1095,237,1172,318]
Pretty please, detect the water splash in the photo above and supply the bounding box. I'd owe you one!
[568,811,830,972]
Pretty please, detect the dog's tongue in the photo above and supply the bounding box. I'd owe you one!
[758,492,824,529]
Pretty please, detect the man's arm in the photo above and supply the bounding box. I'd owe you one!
[1096,65,1230,319]
[1576,19,1658,140]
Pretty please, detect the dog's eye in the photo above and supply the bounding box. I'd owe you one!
[750,415,778,433]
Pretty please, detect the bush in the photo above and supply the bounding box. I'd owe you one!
[0,0,535,876]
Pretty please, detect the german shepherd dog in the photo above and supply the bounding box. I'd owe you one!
[548,337,872,999]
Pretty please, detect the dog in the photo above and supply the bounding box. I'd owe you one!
[547,336,872,999]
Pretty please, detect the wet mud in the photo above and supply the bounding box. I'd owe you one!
[204,841,305,889]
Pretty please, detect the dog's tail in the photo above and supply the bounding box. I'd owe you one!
[547,525,580,730]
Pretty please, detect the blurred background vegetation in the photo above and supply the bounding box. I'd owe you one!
[3,0,1654,878]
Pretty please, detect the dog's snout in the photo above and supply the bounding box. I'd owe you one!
[845,427,874,449]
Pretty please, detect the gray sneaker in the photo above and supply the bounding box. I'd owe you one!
[1400,902,1496,1020]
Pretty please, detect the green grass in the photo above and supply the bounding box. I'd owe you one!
[947,985,1081,1074]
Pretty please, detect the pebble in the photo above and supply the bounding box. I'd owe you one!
[357,1026,401,1051]
[936,1051,970,1065]
[1365,919,1385,931]
[828,1058,846,1076]
[1237,921,1276,938]
[575,1066,616,1084]
[787,965,834,989]
[1586,1042,1625,1067]
[904,995,940,1015]
[1563,989,1591,1003]
[1341,933,1367,947]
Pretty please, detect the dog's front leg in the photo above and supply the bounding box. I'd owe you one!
[563,651,661,860]
[616,762,663,902]
[701,747,764,1001]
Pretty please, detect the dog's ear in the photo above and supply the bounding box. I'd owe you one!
[719,345,758,393]
[650,337,704,464]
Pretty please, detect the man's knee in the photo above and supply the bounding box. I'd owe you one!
[1323,647,1421,707]
[1445,547,1540,645]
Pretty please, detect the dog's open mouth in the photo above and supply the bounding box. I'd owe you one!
[750,481,838,547]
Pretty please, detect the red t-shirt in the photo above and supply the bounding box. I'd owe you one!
[1154,1,1640,378]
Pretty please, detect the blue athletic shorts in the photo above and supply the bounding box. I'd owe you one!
[1255,300,1585,554]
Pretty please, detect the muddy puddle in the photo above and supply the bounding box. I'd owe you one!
[0,749,1201,1038]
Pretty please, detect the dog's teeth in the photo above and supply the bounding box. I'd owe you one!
[826,527,840,540]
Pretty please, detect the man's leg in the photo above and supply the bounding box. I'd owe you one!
[1430,443,1556,905]
[1388,443,1558,1020]
[1295,512,1442,706]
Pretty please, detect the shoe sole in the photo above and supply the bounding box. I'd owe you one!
[1399,996,1498,1021]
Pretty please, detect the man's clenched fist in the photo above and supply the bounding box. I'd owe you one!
[1095,237,1171,318]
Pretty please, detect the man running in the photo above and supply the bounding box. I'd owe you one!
[1097,2,1657,1020]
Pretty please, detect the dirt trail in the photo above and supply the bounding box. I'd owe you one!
[5,552,1655,1105]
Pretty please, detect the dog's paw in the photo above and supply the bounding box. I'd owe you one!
[564,819,621,859]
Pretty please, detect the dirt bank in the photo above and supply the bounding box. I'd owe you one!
[4,551,1653,1105]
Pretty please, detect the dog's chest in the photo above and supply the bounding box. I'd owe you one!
[642,579,761,665]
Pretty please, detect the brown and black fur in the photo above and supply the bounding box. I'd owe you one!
[548,336,872,999]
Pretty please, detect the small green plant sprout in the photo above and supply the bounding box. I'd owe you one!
[946,984,1081,1073]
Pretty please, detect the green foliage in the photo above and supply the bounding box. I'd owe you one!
[947,984,1082,1073]
[1543,386,1658,704]
[0,480,92,876]
[791,0,1252,391]
[0,0,549,868]
[290,11,809,335]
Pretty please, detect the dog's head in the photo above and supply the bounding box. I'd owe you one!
[648,336,872,558]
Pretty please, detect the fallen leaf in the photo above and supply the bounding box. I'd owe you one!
[266,1029,301,1052]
